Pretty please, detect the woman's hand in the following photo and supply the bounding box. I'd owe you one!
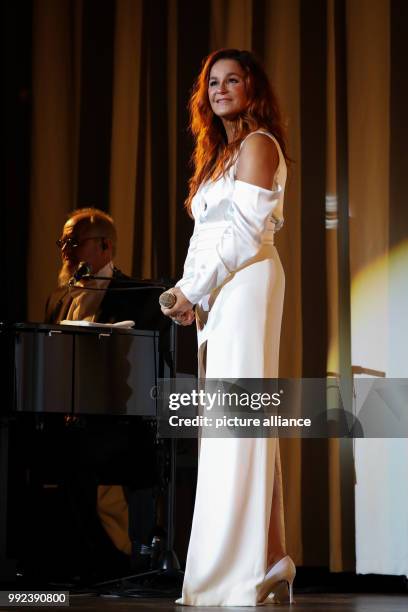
[161,286,195,326]
[172,309,196,326]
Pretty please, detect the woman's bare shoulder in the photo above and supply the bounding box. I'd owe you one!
[236,132,279,189]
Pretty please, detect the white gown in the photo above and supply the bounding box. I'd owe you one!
[176,131,287,606]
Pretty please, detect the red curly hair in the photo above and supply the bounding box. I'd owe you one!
[185,48,289,212]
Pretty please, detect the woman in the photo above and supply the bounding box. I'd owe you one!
[161,49,295,606]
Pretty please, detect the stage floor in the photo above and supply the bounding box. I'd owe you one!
[64,593,407,611]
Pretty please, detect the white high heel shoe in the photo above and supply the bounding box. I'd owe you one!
[257,555,296,604]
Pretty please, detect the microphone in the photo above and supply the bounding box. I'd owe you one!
[68,261,92,286]
[159,290,177,309]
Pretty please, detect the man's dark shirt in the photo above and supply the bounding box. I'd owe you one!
[45,268,169,332]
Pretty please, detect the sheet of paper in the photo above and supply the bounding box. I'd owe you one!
[60,320,135,329]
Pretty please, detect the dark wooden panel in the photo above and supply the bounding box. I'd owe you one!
[77,0,115,211]
[390,0,408,249]
[299,0,329,566]
[175,0,211,276]
[299,0,328,379]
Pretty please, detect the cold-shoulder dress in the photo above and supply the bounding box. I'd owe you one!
[175,131,287,606]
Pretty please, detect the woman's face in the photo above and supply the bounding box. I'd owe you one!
[208,58,248,120]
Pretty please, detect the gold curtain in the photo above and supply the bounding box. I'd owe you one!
[261,0,303,565]
[347,0,407,577]
[29,0,82,321]
[109,0,143,276]
[27,0,404,572]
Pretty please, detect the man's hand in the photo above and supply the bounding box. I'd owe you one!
[161,286,195,326]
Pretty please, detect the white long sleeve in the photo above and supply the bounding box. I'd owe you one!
[176,179,281,305]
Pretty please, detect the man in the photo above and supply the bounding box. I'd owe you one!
[46,207,166,328]
[41,208,166,580]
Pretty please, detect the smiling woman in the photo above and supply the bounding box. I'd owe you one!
[183,48,289,215]
[160,49,295,607]
[207,59,248,121]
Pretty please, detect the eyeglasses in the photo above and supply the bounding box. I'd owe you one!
[56,236,106,250]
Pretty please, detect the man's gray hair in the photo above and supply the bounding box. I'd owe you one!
[67,207,117,255]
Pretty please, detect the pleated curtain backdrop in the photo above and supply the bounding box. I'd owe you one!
[25,0,408,574]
